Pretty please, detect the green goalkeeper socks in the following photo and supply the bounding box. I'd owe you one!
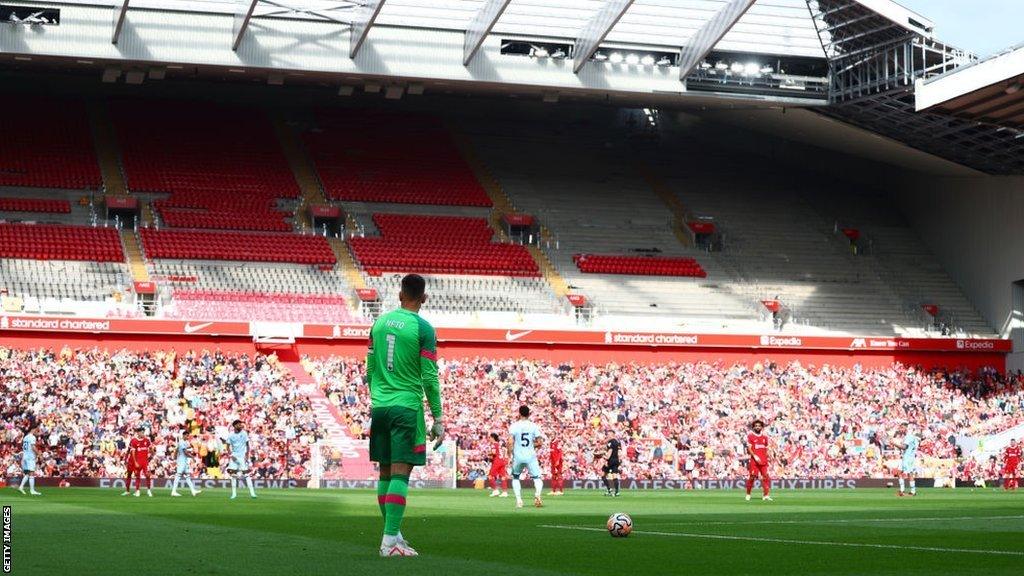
[383,474,409,536]
[377,476,391,519]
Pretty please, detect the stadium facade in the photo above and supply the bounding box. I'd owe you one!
[0,0,1022,366]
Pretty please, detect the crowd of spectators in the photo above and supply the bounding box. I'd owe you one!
[1,347,320,479]
[306,356,1024,481]
[6,347,1023,482]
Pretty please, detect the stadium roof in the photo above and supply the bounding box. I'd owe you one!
[57,0,890,59]
[916,43,1024,130]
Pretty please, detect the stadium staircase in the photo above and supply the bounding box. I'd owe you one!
[120,230,150,282]
[271,112,326,231]
[328,236,367,291]
[86,101,128,196]
[454,132,570,298]
[638,166,694,248]
[287,360,376,481]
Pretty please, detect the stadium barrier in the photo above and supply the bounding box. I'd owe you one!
[0,314,1009,369]
[10,477,946,490]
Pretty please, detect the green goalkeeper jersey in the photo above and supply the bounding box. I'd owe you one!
[366,308,442,419]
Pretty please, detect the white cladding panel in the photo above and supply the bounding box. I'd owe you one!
[26,0,824,56]
[0,3,822,103]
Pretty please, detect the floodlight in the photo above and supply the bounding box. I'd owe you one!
[640,55,655,66]
[609,52,624,64]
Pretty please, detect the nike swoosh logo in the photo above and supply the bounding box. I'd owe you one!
[184,322,214,334]
[505,330,533,341]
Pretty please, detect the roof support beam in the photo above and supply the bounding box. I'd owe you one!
[350,0,386,58]
[573,0,636,74]
[463,0,512,66]
[232,0,259,51]
[111,0,129,44]
[678,0,756,80]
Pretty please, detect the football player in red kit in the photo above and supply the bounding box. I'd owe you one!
[549,440,564,496]
[120,435,138,497]
[1003,439,1021,491]
[745,419,773,501]
[487,433,508,498]
[128,426,154,497]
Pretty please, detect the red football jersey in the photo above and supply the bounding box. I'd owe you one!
[130,437,152,462]
[1005,446,1022,461]
[491,440,505,464]
[551,447,563,469]
[747,433,769,464]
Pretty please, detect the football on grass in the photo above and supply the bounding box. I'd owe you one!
[607,513,633,537]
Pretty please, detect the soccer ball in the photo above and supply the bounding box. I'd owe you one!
[606,513,633,537]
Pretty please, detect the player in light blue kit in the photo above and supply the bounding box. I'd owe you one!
[896,424,919,497]
[17,424,42,495]
[170,430,202,497]
[227,419,256,499]
[508,405,545,509]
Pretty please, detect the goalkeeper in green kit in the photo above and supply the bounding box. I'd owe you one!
[366,273,444,557]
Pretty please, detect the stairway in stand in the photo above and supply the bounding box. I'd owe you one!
[280,360,376,481]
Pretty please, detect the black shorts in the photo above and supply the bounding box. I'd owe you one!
[602,460,621,475]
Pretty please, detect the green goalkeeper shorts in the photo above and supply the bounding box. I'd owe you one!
[369,406,426,466]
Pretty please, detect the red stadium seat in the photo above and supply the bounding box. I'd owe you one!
[0,197,72,214]
[348,214,538,276]
[167,289,361,323]
[0,224,124,262]
[112,100,300,234]
[303,109,492,207]
[0,97,102,190]
[573,254,707,278]
[139,228,335,265]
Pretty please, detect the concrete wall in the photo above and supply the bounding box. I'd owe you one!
[896,176,1024,368]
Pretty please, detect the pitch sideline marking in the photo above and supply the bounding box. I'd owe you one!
[539,525,1024,556]
[652,514,1024,526]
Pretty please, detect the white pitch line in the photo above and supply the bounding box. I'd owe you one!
[539,525,1024,557]
[654,514,1024,526]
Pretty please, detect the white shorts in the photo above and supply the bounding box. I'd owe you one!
[228,456,249,473]
[176,459,190,475]
[21,454,36,473]
[511,457,542,479]
[901,457,916,475]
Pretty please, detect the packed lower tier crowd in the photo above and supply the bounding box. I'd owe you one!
[1,347,319,479]
[307,356,1024,480]
[4,347,1024,481]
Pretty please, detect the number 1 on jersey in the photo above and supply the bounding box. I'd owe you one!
[385,333,397,371]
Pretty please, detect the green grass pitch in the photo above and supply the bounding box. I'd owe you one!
[4,487,1024,575]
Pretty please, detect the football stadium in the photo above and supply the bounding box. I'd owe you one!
[1,0,1023,573]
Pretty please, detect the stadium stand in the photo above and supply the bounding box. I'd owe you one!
[665,160,996,336]
[156,207,292,232]
[306,356,1024,480]
[163,290,361,323]
[348,214,538,276]
[0,259,128,302]
[573,254,707,278]
[138,229,334,265]
[0,197,71,214]
[0,97,102,190]
[471,134,752,326]
[364,274,562,317]
[0,348,319,479]
[0,224,123,262]
[112,100,299,199]
[151,261,348,296]
[303,109,492,206]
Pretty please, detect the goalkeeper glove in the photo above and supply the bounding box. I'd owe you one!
[429,421,445,450]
